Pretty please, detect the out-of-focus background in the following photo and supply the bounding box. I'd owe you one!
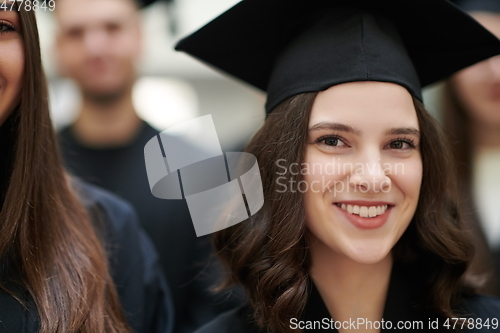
[37,0,267,151]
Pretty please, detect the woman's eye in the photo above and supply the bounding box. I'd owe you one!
[324,137,339,146]
[316,135,347,148]
[388,139,415,150]
[0,22,15,34]
[390,140,404,149]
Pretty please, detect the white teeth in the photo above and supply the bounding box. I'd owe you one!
[336,203,390,218]
[368,206,377,217]
[359,206,368,217]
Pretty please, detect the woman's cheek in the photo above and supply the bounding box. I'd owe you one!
[0,38,24,125]
[391,156,422,206]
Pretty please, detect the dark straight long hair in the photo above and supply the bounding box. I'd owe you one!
[0,8,131,333]
[213,92,475,333]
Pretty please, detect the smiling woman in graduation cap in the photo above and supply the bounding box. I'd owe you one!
[176,0,500,332]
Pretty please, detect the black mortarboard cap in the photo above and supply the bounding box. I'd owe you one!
[451,0,500,13]
[175,0,500,114]
[136,0,158,8]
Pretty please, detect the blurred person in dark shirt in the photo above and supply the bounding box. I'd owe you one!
[53,0,242,330]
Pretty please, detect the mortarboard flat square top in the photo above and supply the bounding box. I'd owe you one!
[176,0,500,114]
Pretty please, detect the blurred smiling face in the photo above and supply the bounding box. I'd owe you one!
[304,82,422,264]
[55,0,141,99]
[452,13,500,128]
[0,7,23,126]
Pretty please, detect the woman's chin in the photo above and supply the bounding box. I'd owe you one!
[343,243,392,265]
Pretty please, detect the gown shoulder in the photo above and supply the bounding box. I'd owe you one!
[0,179,175,333]
[193,293,500,333]
[459,294,500,320]
[73,179,175,333]
[194,304,262,333]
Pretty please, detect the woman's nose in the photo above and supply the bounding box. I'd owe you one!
[348,151,391,193]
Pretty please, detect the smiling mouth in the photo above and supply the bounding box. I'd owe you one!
[334,203,392,218]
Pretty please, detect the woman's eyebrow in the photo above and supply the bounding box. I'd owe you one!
[1,6,18,13]
[385,127,420,137]
[1,1,15,11]
[308,122,361,135]
[308,122,420,138]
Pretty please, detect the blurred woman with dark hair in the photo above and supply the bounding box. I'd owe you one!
[175,0,500,332]
[443,0,500,295]
[0,5,172,333]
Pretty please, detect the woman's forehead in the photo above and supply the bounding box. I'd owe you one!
[311,81,416,117]
[472,13,500,39]
[0,5,20,21]
[308,82,419,133]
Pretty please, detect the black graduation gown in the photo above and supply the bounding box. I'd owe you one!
[58,122,245,332]
[194,264,500,332]
[0,180,174,333]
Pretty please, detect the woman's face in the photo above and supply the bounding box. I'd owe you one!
[0,8,23,126]
[304,81,422,264]
[452,13,500,128]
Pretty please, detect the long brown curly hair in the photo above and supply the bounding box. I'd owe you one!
[213,92,476,332]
